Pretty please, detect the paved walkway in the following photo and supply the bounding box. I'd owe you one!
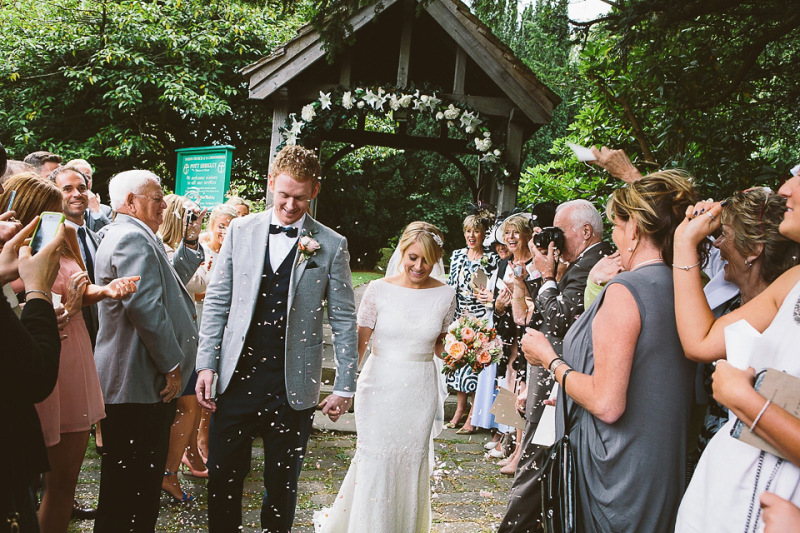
[68,280,515,532]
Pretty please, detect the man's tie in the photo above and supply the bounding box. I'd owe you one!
[77,226,95,282]
[269,224,298,238]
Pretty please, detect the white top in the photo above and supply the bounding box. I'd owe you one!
[676,279,800,533]
[268,212,305,272]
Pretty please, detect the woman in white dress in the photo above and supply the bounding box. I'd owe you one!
[315,221,456,533]
[672,170,800,532]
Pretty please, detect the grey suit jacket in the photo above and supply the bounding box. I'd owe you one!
[196,209,358,410]
[84,204,113,233]
[94,214,203,404]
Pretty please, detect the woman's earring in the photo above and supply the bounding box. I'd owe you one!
[627,247,633,252]
[744,259,752,267]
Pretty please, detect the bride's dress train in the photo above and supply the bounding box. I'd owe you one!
[314,279,456,533]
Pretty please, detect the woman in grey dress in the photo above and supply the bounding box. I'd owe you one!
[522,170,706,533]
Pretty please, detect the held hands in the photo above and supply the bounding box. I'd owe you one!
[495,287,512,313]
[102,276,140,300]
[196,369,217,412]
[319,394,353,423]
[474,286,493,305]
[160,366,183,403]
[711,360,756,411]
[183,203,207,244]
[87,191,102,214]
[589,252,624,286]
[521,328,557,368]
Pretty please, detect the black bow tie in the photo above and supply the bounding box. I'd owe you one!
[269,224,298,238]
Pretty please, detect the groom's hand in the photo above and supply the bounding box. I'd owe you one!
[196,369,217,412]
[319,394,352,422]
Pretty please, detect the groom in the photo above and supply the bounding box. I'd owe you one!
[196,145,358,532]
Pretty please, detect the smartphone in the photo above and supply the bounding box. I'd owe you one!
[30,212,65,254]
[4,190,16,213]
[472,269,489,290]
[567,142,596,162]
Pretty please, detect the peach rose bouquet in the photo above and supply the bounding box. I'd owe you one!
[441,315,503,375]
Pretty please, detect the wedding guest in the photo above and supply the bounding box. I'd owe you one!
[523,171,703,532]
[445,209,497,434]
[692,188,800,455]
[673,168,800,532]
[158,194,211,502]
[0,213,65,533]
[65,159,113,233]
[1,173,138,533]
[224,196,251,218]
[314,221,456,532]
[93,170,203,532]
[23,151,61,178]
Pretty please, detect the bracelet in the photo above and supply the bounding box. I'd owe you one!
[672,260,701,271]
[25,289,52,303]
[550,358,567,374]
[513,297,525,302]
[548,357,564,371]
[749,398,772,432]
[561,368,573,395]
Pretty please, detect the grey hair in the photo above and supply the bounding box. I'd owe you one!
[556,199,603,235]
[209,204,239,226]
[108,170,160,210]
[66,158,93,177]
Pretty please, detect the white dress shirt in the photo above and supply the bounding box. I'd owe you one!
[65,219,96,266]
[268,212,304,272]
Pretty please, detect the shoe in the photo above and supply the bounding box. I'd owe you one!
[456,426,476,435]
[484,439,500,450]
[181,455,209,478]
[162,489,194,504]
[71,499,97,520]
[486,448,506,459]
[162,470,194,504]
[445,414,465,429]
[500,461,518,476]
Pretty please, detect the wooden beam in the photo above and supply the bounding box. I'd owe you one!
[267,88,290,205]
[324,129,474,154]
[248,0,403,100]
[452,46,466,95]
[424,0,555,124]
[396,0,414,88]
[496,112,523,212]
[339,50,352,87]
[443,94,515,117]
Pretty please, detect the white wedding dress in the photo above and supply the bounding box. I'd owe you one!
[315,279,456,533]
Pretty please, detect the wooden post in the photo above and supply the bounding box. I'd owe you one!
[496,111,524,212]
[453,46,466,95]
[339,50,352,87]
[267,88,289,206]
[396,0,414,88]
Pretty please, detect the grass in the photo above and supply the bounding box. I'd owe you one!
[351,271,382,287]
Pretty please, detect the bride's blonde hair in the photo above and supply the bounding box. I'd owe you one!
[396,221,445,270]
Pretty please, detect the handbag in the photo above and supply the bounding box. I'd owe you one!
[540,384,578,533]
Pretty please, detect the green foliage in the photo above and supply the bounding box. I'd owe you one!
[0,0,308,197]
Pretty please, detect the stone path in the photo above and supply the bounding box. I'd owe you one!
[67,280,515,532]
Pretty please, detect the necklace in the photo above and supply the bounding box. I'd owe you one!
[467,248,483,261]
[632,258,663,270]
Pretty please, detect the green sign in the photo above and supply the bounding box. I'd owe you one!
[175,145,234,209]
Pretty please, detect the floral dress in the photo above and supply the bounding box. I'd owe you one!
[445,248,498,393]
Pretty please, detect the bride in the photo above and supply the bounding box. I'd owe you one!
[315,221,457,533]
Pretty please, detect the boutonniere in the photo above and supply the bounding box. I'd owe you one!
[297,229,321,267]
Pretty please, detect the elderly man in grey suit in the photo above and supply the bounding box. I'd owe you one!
[93,170,204,533]
[196,145,357,533]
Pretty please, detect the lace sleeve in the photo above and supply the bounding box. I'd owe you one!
[357,281,378,329]
[442,289,457,333]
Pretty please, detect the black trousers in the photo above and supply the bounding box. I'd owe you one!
[498,419,548,533]
[94,401,176,533]
[207,368,315,533]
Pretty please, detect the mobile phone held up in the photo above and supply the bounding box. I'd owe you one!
[4,190,16,213]
[30,212,65,254]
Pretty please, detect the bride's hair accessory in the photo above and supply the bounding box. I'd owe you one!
[428,231,444,248]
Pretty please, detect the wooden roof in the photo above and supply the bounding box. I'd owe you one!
[241,0,561,127]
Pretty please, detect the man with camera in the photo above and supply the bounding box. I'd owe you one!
[499,199,612,533]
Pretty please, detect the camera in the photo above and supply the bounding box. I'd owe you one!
[533,226,565,251]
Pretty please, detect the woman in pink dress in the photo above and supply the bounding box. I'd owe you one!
[1,173,138,533]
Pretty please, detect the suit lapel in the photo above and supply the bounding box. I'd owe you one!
[246,211,270,303]
[288,215,318,310]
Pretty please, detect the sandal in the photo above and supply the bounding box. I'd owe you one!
[181,454,209,478]
[162,471,194,504]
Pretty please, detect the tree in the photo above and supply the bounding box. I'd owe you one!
[0,0,309,193]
